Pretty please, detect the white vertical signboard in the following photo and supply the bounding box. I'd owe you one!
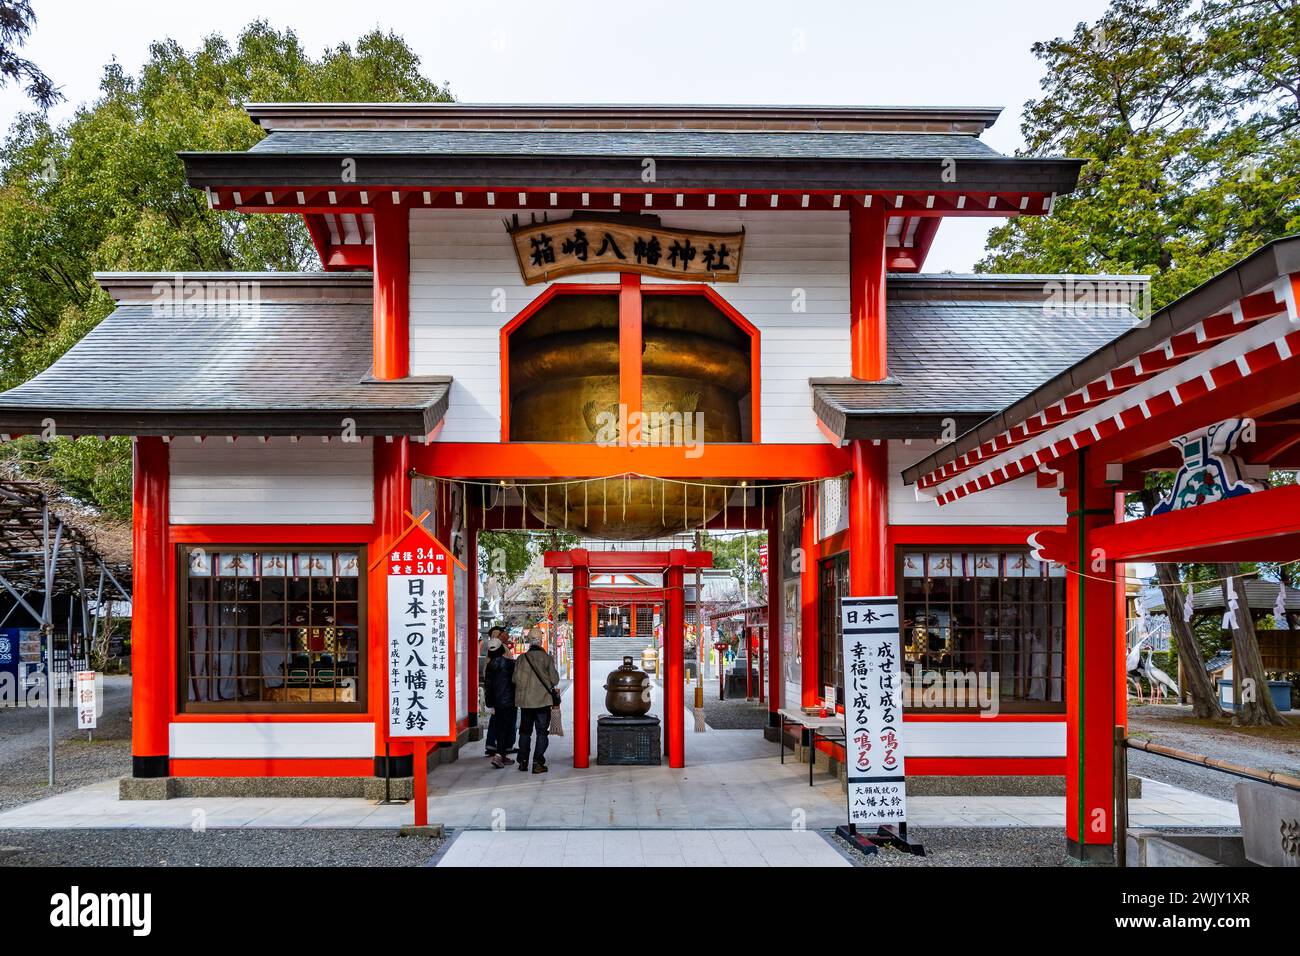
[387,530,454,739]
[74,671,97,730]
[840,596,906,828]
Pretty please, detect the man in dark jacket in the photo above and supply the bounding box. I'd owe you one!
[483,632,517,769]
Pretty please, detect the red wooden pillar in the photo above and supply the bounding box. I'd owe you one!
[766,498,781,719]
[848,439,889,595]
[849,203,888,380]
[131,436,171,778]
[665,552,687,767]
[800,484,820,707]
[571,555,591,768]
[372,206,410,381]
[371,437,412,771]
[1063,448,1119,863]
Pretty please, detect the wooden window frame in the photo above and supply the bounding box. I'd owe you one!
[176,544,369,715]
[893,546,1067,715]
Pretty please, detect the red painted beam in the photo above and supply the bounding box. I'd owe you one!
[544,550,713,571]
[1090,484,1300,561]
[408,441,852,479]
[326,244,372,269]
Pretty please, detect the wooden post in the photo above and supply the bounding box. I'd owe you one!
[371,206,410,380]
[572,556,591,768]
[848,440,889,596]
[666,553,687,768]
[131,437,170,778]
[412,741,428,827]
[849,203,888,380]
[801,484,820,707]
[1063,449,1120,863]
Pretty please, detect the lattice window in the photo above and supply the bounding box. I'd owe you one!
[181,546,366,712]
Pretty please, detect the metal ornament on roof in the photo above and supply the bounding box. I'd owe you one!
[1152,418,1266,515]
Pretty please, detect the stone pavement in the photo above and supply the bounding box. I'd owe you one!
[0,661,1240,835]
[434,828,851,867]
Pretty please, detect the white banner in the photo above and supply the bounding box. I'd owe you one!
[840,596,906,828]
[74,671,97,730]
[387,542,453,738]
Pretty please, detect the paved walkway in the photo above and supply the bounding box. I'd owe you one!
[434,828,851,867]
[0,661,1239,832]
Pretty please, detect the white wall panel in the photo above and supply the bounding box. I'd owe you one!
[905,719,1066,758]
[168,721,376,759]
[169,438,373,524]
[888,441,1066,526]
[409,209,849,443]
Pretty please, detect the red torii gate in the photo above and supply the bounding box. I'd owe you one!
[544,548,713,769]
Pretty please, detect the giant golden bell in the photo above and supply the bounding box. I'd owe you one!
[508,293,750,538]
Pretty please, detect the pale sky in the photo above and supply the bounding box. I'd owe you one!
[1,0,1110,271]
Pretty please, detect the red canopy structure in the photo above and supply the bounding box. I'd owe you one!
[906,236,1300,861]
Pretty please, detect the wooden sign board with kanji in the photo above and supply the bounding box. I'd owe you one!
[507,214,744,285]
[386,522,457,743]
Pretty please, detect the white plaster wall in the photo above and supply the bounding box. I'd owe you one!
[888,440,1066,526]
[169,721,375,758]
[169,437,374,525]
[408,208,849,443]
[905,720,1066,758]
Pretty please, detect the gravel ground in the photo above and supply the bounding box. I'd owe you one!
[0,675,133,814]
[830,826,1069,866]
[1126,703,1300,801]
[702,695,769,729]
[0,828,443,867]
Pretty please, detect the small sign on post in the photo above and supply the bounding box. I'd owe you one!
[837,596,923,856]
[74,671,97,737]
[383,517,459,829]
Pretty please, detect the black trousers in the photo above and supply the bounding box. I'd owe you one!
[485,704,517,756]
[517,706,551,765]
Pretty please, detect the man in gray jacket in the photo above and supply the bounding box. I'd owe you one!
[511,628,561,773]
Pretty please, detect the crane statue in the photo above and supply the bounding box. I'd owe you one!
[1125,636,1147,700]
[1142,647,1181,704]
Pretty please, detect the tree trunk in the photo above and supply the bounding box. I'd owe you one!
[1155,562,1222,718]
[1217,564,1285,726]
[1139,486,1222,717]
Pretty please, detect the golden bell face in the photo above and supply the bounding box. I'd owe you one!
[508,293,751,538]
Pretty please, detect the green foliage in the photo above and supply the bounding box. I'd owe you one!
[699,531,768,600]
[0,20,451,516]
[980,0,1300,308]
[0,2,60,109]
[477,529,581,594]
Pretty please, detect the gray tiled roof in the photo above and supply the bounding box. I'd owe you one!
[0,290,449,436]
[814,293,1138,439]
[1143,580,1300,615]
[248,129,1004,161]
